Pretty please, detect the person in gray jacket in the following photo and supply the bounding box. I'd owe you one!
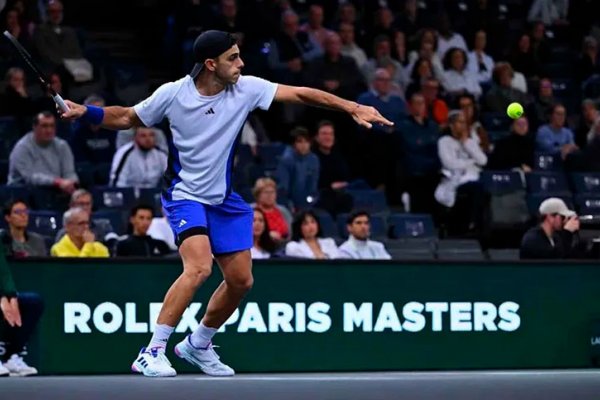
[339,210,391,260]
[8,111,78,194]
[109,126,168,188]
[0,199,47,258]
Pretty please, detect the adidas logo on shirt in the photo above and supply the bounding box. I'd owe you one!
[178,219,187,228]
[205,108,215,115]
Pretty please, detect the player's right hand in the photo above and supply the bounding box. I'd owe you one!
[1,296,22,327]
[58,100,87,120]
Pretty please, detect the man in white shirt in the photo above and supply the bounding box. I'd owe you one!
[339,211,391,260]
[59,30,392,378]
[339,22,367,70]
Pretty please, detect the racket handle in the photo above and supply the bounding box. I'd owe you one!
[53,94,70,112]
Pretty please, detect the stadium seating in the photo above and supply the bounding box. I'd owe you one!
[526,171,570,195]
[92,186,136,211]
[481,171,524,194]
[571,173,600,194]
[388,214,435,239]
[27,210,62,237]
[346,190,388,213]
[139,188,163,214]
[310,208,338,240]
[533,153,563,171]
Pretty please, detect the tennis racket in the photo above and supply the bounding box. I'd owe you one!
[2,30,69,112]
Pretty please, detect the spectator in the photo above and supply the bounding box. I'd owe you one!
[0,200,47,258]
[0,67,35,130]
[0,245,43,377]
[1,8,33,53]
[276,127,320,210]
[35,72,72,139]
[268,10,322,85]
[406,29,444,80]
[147,209,177,251]
[488,117,535,172]
[251,208,278,259]
[115,205,171,257]
[8,112,78,195]
[116,127,168,153]
[364,7,396,55]
[339,210,391,259]
[339,22,368,71]
[441,47,482,99]
[533,78,556,127]
[535,104,577,158]
[394,0,425,40]
[577,36,600,83]
[421,78,449,128]
[69,95,117,165]
[484,62,529,113]
[300,4,333,48]
[54,189,116,245]
[253,177,292,242]
[458,93,490,153]
[50,207,109,257]
[530,21,551,67]
[466,30,494,84]
[305,32,365,101]
[528,0,569,26]
[575,99,600,148]
[520,197,580,259]
[392,31,408,66]
[109,126,168,189]
[357,68,407,129]
[240,115,270,156]
[510,33,541,79]
[284,210,342,259]
[397,93,440,214]
[211,0,245,40]
[33,0,92,82]
[436,14,468,59]
[363,35,407,89]
[435,110,487,234]
[405,57,434,99]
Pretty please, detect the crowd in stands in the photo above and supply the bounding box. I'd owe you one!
[0,0,600,262]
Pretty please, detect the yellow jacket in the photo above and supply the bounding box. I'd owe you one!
[51,235,110,258]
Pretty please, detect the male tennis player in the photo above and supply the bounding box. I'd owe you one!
[60,30,392,377]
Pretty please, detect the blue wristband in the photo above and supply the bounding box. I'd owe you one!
[83,105,104,125]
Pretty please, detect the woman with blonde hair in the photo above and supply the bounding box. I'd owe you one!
[253,177,292,242]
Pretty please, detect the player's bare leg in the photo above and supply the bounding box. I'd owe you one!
[132,235,213,377]
[175,249,253,376]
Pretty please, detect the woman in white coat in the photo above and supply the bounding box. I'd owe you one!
[285,210,342,259]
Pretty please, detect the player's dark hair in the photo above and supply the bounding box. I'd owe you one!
[346,210,370,225]
[291,210,323,241]
[252,208,278,253]
[3,198,28,217]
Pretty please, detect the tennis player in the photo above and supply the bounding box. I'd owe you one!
[60,30,392,377]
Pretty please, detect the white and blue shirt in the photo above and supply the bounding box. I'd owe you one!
[133,75,278,205]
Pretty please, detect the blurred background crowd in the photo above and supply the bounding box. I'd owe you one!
[1,0,600,261]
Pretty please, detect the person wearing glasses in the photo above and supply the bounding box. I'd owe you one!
[50,207,109,257]
[0,199,47,258]
[520,198,580,259]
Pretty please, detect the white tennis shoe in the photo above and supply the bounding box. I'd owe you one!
[4,354,38,377]
[131,347,177,377]
[0,361,9,377]
[174,335,235,376]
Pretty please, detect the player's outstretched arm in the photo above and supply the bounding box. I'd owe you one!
[60,100,143,130]
[274,84,393,129]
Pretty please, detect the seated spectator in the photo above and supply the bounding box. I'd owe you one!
[0,67,35,131]
[35,73,72,139]
[116,127,168,152]
[466,30,494,84]
[69,95,117,165]
[458,93,490,153]
[0,245,43,377]
[1,8,34,54]
[441,48,482,99]
[436,14,468,59]
[8,112,79,195]
[240,115,269,156]
[357,68,407,129]
[488,117,535,172]
[276,127,320,211]
[397,93,440,214]
[484,62,529,113]
[253,177,292,242]
[363,35,408,89]
[510,34,541,79]
[305,32,366,101]
[406,29,444,81]
[300,4,333,48]
[577,36,600,82]
[54,189,116,244]
[109,126,168,189]
[533,78,556,127]
[339,211,391,259]
[285,210,342,259]
[0,200,47,258]
[115,205,171,257]
[528,0,569,26]
[210,0,244,39]
[147,210,177,251]
[51,208,109,257]
[251,208,278,259]
[339,22,368,71]
[530,21,551,67]
[575,99,600,148]
[520,198,580,259]
[421,78,449,128]
[405,57,435,99]
[535,104,577,158]
[435,111,488,234]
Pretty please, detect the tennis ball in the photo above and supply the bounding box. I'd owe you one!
[507,102,524,119]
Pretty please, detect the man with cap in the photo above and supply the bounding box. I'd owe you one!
[520,197,580,259]
[58,30,393,378]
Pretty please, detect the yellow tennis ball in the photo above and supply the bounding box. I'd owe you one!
[507,102,524,119]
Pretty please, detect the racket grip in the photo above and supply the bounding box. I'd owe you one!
[53,94,70,112]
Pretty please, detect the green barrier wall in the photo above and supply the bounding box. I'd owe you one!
[6,259,600,374]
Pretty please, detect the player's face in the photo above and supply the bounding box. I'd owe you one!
[301,215,319,240]
[215,45,244,84]
[6,202,29,229]
[348,216,370,240]
[131,209,153,235]
[253,210,266,237]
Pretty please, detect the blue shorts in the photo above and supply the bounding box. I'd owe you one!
[162,192,253,255]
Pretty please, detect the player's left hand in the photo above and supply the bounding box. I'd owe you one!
[351,104,394,129]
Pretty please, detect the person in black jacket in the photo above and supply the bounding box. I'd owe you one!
[115,205,171,257]
[520,198,580,259]
[488,117,534,172]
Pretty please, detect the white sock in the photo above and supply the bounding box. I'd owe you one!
[147,324,174,351]
[190,321,218,349]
